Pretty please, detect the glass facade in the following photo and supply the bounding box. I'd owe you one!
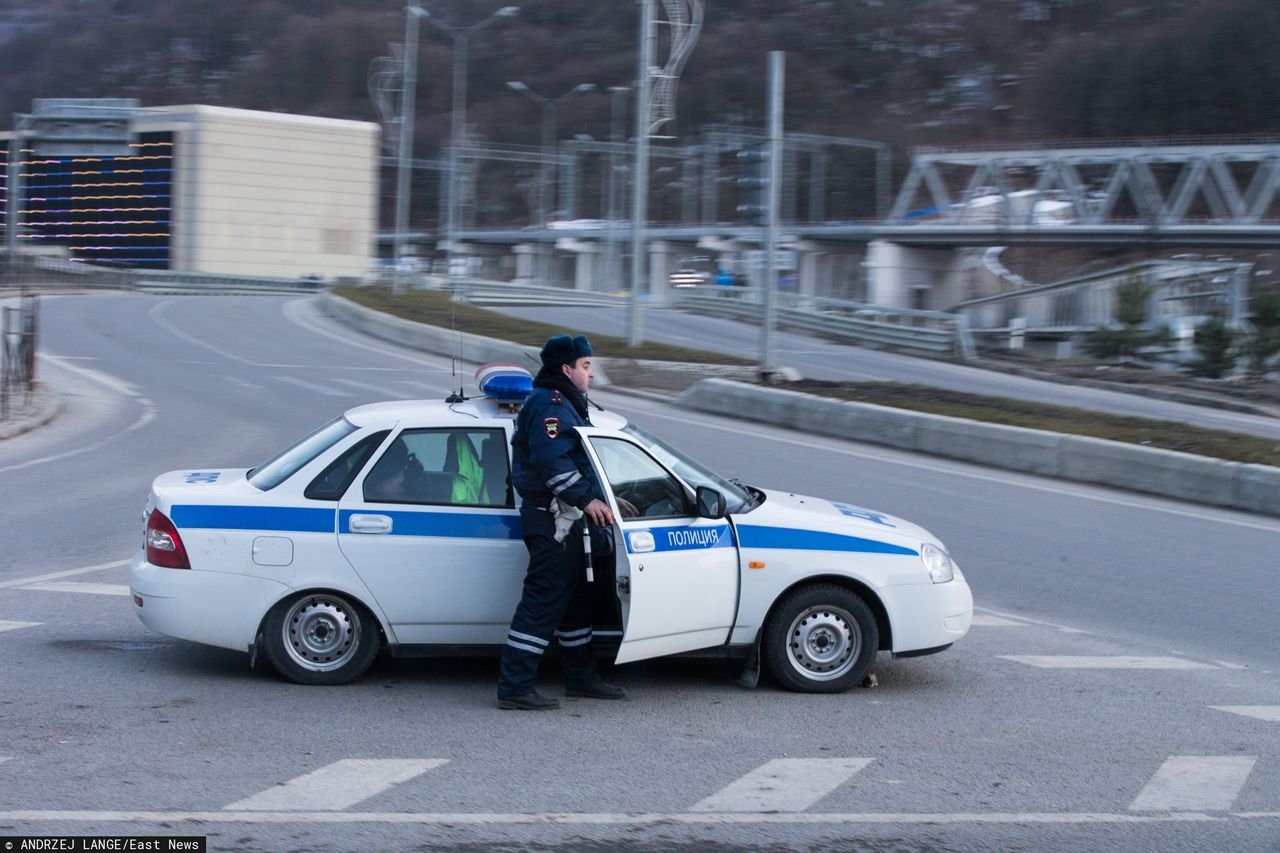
[1,131,173,268]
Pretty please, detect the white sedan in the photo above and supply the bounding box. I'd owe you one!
[129,372,972,692]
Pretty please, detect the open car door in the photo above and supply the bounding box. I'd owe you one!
[577,428,739,664]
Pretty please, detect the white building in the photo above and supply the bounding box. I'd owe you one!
[4,104,379,280]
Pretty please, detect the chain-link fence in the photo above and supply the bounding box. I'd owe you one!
[1,293,38,421]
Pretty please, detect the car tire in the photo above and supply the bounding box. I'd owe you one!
[762,583,879,693]
[262,591,379,685]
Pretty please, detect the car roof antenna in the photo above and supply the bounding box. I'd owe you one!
[445,283,467,403]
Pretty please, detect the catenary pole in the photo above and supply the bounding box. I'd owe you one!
[626,0,653,347]
[760,50,784,378]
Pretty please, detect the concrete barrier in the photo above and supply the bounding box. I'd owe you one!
[676,378,1278,518]
[317,292,611,385]
[1235,464,1280,516]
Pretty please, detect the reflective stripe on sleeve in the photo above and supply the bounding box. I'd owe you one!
[549,471,583,495]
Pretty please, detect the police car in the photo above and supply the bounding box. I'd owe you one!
[129,366,972,693]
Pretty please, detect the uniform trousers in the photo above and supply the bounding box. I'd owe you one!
[497,504,600,697]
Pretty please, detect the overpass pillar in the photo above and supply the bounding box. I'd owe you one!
[865,240,966,310]
[513,243,539,284]
[646,240,686,305]
[554,237,601,291]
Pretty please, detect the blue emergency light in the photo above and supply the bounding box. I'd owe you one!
[475,363,533,404]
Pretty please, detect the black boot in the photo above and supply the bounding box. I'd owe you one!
[496,690,561,710]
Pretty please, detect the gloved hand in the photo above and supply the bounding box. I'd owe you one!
[552,499,584,543]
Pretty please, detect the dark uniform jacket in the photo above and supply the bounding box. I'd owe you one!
[510,373,602,510]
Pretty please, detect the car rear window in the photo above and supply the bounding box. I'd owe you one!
[249,418,357,491]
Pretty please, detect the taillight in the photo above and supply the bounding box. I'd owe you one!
[146,509,191,570]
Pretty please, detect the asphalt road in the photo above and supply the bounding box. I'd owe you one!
[492,303,1280,441]
[0,293,1276,852]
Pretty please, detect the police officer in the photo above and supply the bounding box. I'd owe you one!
[496,333,628,710]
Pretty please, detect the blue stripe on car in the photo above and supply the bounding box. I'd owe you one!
[340,510,521,540]
[736,525,917,556]
[626,523,735,554]
[171,505,337,533]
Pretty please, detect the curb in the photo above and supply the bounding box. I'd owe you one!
[674,379,1280,518]
[316,292,611,386]
[0,384,61,440]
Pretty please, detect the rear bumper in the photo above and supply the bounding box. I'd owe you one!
[880,576,973,654]
[129,551,287,653]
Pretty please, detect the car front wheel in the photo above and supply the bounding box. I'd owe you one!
[763,583,879,693]
[262,592,379,685]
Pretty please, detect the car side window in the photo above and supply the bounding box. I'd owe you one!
[304,430,389,501]
[363,428,511,508]
[588,437,692,519]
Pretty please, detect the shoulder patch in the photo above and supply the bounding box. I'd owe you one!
[549,389,563,405]
[544,417,560,438]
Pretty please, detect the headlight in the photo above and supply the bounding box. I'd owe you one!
[921,543,954,584]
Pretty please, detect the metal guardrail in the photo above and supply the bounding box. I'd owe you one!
[675,287,975,358]
[446,278,628,309]
[1,294,38,421]
[0,255,327,296]
[130,269,327,295]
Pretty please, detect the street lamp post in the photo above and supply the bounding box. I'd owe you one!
[605,86,630,290]
[505,80,595,284]
[391,4,427,293]
[414,5,519,287]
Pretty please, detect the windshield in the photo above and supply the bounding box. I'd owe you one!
[623,425,754,513]
[249,417,357,491]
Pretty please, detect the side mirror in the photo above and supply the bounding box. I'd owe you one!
[695,485,726,519]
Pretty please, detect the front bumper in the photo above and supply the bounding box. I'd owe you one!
[129,551,288,653]
[879,576,973,654]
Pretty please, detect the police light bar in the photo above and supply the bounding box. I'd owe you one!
[475,363,533,404]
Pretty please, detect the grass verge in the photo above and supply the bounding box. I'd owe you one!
[791,379,1280,467]
[332,286,1277,467]
[334,285,751,365]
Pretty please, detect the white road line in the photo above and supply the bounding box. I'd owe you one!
[603,398,1280,535]
[149,300,255,365]
[329,377,410,400]
[1129,756,1257,812]
[970,613,1030,627]
[17,581,130,596]
[0,809,1240,826]
[0,559,130,591]
[0,621,41,633]
[224,759,447,812]
[273,375,353,398]
[0,358,157,475]
[280,298,449,371]
[971,606,1090,634]
[998,656,1217,670]
[1211,706,1280,722]
[690,758,873,813]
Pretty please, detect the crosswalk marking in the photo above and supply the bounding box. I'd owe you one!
[0,621,41,633]
[1129,756,1257,812]
[224,759,447,812]
[18,581,130,596]
[690,758,873,813]
[998,656,1216,670]
[1212,706,1280,722]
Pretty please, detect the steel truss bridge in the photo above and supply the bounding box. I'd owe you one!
[390,138,1280,251]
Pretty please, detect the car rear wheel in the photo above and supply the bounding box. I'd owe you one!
[762,583,878,693]
[262,592,379,685]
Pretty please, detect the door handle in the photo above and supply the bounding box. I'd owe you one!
[349,514,393,534]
